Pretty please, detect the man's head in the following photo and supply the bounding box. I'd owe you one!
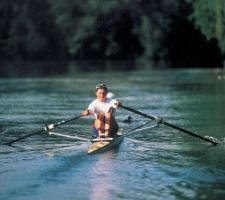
[95,84,108,102]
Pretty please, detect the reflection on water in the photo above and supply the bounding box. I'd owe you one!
[89,151,116,200]
[1,68,225,200]
[0,61,137,78]
[0,61,69,78]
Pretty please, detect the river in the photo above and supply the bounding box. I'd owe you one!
[1,68,225,200]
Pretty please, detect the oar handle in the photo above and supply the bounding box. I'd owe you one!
[120,104,218,145]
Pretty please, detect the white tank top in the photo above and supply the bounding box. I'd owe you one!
[88,98,117,117]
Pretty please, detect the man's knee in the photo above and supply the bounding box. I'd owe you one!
[97,113,105,120]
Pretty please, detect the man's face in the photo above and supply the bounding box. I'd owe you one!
[96,88,107,102]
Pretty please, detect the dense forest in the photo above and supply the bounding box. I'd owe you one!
[0,0,224,70]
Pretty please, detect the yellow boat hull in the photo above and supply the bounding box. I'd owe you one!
[88,131,123,154]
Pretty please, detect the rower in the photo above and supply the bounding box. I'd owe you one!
[82,84,121,138]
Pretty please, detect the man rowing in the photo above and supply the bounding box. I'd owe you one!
[82,84,120,138]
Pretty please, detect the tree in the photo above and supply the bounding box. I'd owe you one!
[188,0,225,53]
[0,0,67,60]
[48,0,182,62]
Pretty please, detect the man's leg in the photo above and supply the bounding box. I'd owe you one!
[104,112,111,137]
[95,113,105,137]
[105,111,118,137]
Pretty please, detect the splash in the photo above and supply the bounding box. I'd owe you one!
[204,136,222,144]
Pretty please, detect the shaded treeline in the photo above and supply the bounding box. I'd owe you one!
[0,0,224,70]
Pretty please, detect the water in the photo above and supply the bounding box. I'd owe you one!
[1,69,225,200]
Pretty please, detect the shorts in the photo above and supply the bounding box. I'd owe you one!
[92,123,98,138]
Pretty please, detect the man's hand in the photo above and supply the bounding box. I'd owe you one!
[117,101,122,107]
[82,109,90,116]
[113,101,122,108]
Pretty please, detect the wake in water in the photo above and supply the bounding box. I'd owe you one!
[204,136,223,144]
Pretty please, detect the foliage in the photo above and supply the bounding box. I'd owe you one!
[48,0,182,61]
[188,0,225,53]
[0,0,223,67]
[0,0,183,61]
[0,0,67,60]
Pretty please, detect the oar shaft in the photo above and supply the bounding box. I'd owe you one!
[3,129,44,145]
[48,115,82,129]
[3,115,83,146]
[120,105,156,121]
[120,105,218,145]
[163,121,218,145]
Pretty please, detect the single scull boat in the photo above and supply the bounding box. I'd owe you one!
[87,130,124,154]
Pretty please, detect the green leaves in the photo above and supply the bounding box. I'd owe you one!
[189,0,225,53]
[48,0,182,60]
[3,0,222,66]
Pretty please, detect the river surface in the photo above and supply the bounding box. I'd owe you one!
[1,69,225,200]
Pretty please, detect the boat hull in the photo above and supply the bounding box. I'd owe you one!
[88,132,123,154]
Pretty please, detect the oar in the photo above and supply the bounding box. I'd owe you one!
[3,115,82,146]
[119,104,218,145]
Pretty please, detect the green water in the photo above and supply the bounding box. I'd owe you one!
[0,69,225,200]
